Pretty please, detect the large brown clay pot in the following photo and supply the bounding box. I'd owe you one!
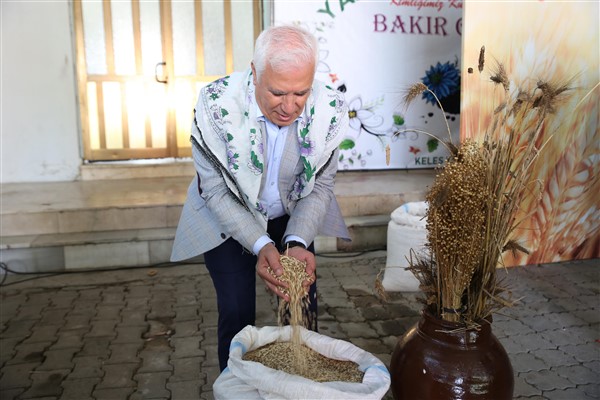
[390,309,513,399]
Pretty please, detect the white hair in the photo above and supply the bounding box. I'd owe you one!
[252,25,318,81]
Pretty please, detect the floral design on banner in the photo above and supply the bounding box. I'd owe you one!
[421,59,461,114]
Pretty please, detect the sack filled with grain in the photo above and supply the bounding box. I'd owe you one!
[213,325,390,400]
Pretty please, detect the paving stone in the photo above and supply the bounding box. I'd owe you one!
[39,309,70,326]
[49,291,78,309]
[201,365,221,394]
[370,318,417,337]
[7,341,52,365]
[524,300,567,315]
[101,290,126,305]
[148,303,176,320]
[0,297,24,320]
[201,327,217,345]
[506,333,556,353]
[170,357,204,382]
[60,377,99,400]
[22,325,60,344]
[359,305,392,320]
[20,369,69,398]
[11,304,45,323]
[113,325,147,344]
[37,348,77,371]
[124,297,149,309]
[50,328,86,350]
[500,335,529,354]
[1,319,36,339]
[95,363,137,389]
[173,306,199,322]
[198,311,218,328]
[84,320,117,338]
[572,309,600,324]
[119,309,148,327]
[138,350,173,373]
[543,387,597,399]
[133,371,171,398]
[93,387,135,399]
[199,299,218,313]
[201,340,218,367]
[541,327,585,347]
[546,312,588,329]
[348,337,389,354]
[521,368,576,391]
[328,307,364,322]
[560,343,600,363]
[0,337,22,367]
[61,315,92,331]
[78,289,103,301]
[0,362,37,389]
[322,296,354,308]
[105,343,142,365]
[513,375,542,398]
[521,315,560,333]
[26,292,53,305]
[128,285,152,297]
[339,322,379,339]
[94,305,122,321]
[67,356,104,379]
[583,359,600,374]
[171,337,205,358]
[171,320,201,337]
[554,364,598,385]
[351,294,381,308]
[510,352,547,373]
[532,348,579,367]
[167,380,202,400]
[316,321,345,340]
[71,301,100,317]
[497,318,533,336]
[580,382,600,398]
[78,337,111,358]
[0,388,25,400]
[173,293,198,307]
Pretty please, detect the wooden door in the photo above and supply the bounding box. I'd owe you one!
[73,0,261,161]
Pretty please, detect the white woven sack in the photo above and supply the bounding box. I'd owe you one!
[382,201,428,292]
[214,325,390,400]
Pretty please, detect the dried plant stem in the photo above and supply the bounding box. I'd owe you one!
[395,129,455,154]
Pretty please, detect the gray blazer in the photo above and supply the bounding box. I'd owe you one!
[170,120,350,262]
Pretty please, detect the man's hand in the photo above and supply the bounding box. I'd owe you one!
[256,243,289,301]
[284,246,316,290]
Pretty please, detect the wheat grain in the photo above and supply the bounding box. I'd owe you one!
[243,341,364,383]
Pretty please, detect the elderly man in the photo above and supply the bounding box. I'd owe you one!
[171,25,350,371]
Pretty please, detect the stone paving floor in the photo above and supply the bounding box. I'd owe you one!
[0,251,598,400]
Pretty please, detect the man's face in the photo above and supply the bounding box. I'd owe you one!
[252,62,314,127]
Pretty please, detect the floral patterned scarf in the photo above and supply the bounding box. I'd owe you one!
[192,69,348,224]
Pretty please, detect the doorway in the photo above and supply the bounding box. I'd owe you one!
[73,0,262,161]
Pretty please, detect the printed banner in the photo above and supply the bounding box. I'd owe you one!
[462,1,599,265]
[274,0,463,170]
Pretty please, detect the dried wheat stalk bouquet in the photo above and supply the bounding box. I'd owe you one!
[403,47,572,327]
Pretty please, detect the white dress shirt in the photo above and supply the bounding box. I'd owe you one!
[252,107,307,255]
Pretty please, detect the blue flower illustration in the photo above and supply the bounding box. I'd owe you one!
[421,61,460,105]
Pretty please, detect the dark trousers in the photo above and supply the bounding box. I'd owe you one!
[204,215,317,371]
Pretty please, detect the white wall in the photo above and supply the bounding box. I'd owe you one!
[1,1,81,183]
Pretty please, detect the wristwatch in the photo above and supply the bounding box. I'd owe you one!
[285,240,306,250]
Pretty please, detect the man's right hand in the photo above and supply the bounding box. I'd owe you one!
[256,243,289,301]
